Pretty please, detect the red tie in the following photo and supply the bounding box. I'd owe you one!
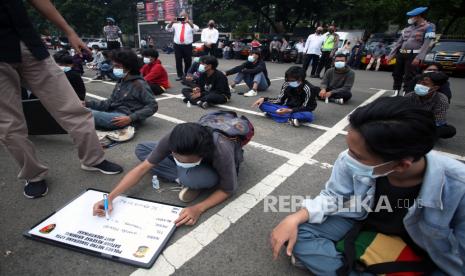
[180,22,185,44]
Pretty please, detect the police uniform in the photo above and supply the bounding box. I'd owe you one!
[388,7,436,93]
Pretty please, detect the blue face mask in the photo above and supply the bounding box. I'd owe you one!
[113,68,124,78]
[62,66,72,73]
[198,64,206,73]
[288,81,301,88]
[248,55,255,63]
[143,57,151,64]
[342,150,394,178]
[194,57,200,63]
[414,84,430,96]
[334,61,346,69]
[173,156,202,169]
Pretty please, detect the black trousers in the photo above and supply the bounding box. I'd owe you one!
[316,51,332,76]
[174,43,193,78]
[182,88,228,105]
[107,40,121,50]
[392,52,419,91]
[437,124,456,139]
[149,83,165,95]
[302,54,320,76]
[204,43,217,56]
[271,49,279,62]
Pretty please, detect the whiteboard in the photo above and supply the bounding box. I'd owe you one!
[24,189,183,268]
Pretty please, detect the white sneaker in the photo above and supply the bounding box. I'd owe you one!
[106,126,135,142]
[243,90,258,97]
[229,85,236,93]
[334,98,344,105]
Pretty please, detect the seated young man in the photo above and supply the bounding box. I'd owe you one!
[140,48,170,95]
[181,56,202,88]
[317,53,355,105]
[181,56,230,109]
[85,49,158,130]
[405,63,452,102]
[405,72,456,139]
[270,97,465,275]
[252,66,318,127]
[93,122,244,226]
[53,51,86,101]
[225,50,271,97]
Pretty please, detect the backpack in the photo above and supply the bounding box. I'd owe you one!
[198,110,254,147]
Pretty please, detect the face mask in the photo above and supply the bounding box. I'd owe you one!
[288,81,301,88]
[423,70,436,74]
[92,50,97,54]
[173,156,202,169]
[62,66,72,73]
[343,150,394,178]
[334,61,345,69]
[143,57,151,64]
[113,68,124,78]
[408,18,416,25]
[198,64,206,73]
[248,55,255,62]
[194,57,200,63]
[414,84,431,96]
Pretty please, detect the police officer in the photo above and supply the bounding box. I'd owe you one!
[387,7,436,96]
[103,17,122,50]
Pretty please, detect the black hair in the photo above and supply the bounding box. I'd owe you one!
[169,123,215,159]
[421,72,449,86]
[92,45,100,50]
[251,49,262,59]
[334,53,347,60]
[102,50,110,59]
[349,96,437,161]
[426,63,443,71]
[53,50,73,65]
[111,48,141,75]
[285,66,306,82]
[142,48,159,59]
[201,55,218,69]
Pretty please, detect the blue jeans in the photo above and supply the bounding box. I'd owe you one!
[90,110,126,130]
[135,142,219,190]
[293,216,374,276]
[234,72,269,91]
[259,102,314,123]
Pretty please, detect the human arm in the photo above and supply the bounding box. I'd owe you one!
[330,71,355,95]
[270,208,309,259]
[128,81,158,122]
[387,34,404,60]
[291,83,318,113]
[225,63,246,76]
[201,29,207,43]
[207,73,230,95]
[415,23,436,61]
[212,29,219,44]
[28,0,88,54]
[165,20,176,32]
[85,98,111,111]
[242,60,266,74]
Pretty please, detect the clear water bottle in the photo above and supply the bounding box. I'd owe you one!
[325,97,329,104]
[187,101,191,108]
[152,175,160,190]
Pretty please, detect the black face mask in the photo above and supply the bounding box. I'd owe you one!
[209,24,214,27]
[329,30,334,34]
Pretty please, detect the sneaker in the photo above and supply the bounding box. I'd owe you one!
[200,101,209,109]
[237,91,245,95]
[182,97,189,103]
[229,85,236,93]
[24,180,48,199]
[175,77,182,81]
[81,160,123,175]
[290,254,307,270]
[178,186,201,203]
[334,98,344,105]
[289,118,301,127]
[243,89,258,97]
[106,126,135,142]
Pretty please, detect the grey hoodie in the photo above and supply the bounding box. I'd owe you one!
[320,67,355,96]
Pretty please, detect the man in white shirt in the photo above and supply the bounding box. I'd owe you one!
[201,20,219,56]
[295,38,305,64]
[302,27,325,78]
[165,11,199,80]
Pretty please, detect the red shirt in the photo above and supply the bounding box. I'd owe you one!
[140,59,170,89]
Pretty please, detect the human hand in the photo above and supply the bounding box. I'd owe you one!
[276,108,292,115]
[318,90,327,98]
[93,199,113,217]
[270,215,300,260]
[175,205,203,227]
[185,75,193,81]
[251,98,265,108]
[111,116,132,127]
[68,32,90,56]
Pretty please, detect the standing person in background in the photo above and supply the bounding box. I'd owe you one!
[103,17,122,50]
[315,25,339,78]
[295,38,305,64]
[0,0,123,199]
[251,38,262,51]
[366,43,386,71]
[279,37,288,63]
[166,11,199,81]
[348,39,364,69]
[269,37,281,63]
[140,38,147,49]
[302,27,325,78]
[387,6,436,96]
[201,20,219,56]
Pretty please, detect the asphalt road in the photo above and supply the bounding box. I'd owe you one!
[1,53,464,276]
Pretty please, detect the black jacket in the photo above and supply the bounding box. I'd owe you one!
[265,81,318,113]
[226,60,271,85]
[197,70,231,99]
[86,74,158,122]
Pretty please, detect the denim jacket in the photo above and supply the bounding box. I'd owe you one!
[303,150,465,275]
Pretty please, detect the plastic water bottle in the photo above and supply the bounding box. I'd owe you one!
[325,97,329,104]
[187,101,191,108]
[152,175,160,190]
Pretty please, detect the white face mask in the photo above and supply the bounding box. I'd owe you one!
[113,68,124,78]
[288,81,301,88]
[248,55,255,62]
[173,156,202,169]
[143,57,151,64]
[343,150,394,178]
[408,18,416,25]
[334,61,346,69]
[414,84,430,96]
